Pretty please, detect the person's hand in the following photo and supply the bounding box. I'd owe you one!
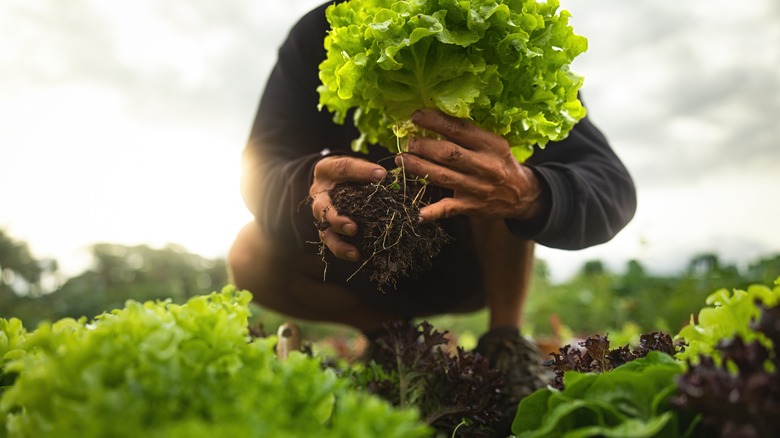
[395,108,549,224]
[310,156,387,262]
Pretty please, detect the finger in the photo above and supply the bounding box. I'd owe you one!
[309,191,331,223]
[418,198,468,223]
[319,228,361,261]
[322,204,358,237]
[396,153,481,193]
[310,192,358,237]
[406,136,474,173]
[314,156,387,185]
[412,109,504,152]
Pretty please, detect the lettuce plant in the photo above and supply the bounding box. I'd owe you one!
[0,288,431,438]
[351,320,504,436]
[318,0,588,161]
[675,278,780,365]
[514,352,697,438]
[673,286,780,436]
[512,277,780,437]
[0,318,26,399]
[673,308,780,437]
[545,332,679,391]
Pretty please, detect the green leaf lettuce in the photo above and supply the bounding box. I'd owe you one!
[512,352,697,438]
[318,0,588,162]
[675,278,780,365]
[0,287,431,438]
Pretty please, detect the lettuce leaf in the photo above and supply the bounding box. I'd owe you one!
[512,352,697,438]
[546,332,679,391]
[673,303,780,437]
[675,277,780,365]
[0,287,431,438]
[318,0,587,162]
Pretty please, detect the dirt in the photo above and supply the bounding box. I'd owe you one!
[320,168,451,291]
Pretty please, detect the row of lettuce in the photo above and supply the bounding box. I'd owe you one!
[0,289,431,438]
[515,278,780,437]
[1,278,779,437]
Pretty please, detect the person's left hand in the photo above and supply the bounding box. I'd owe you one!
[395,108,549,224]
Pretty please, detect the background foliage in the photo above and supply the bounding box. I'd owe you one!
[1,230,227,327]
[3,228,780,348]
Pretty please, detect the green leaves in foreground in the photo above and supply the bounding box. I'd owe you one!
[512,352,697,438]
[318,0,588,161]
[512,277,780,437]
[350,320,504,435]
[672,279,780,436]
[0,287,431,438]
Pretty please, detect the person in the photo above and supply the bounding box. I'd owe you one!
[228,0,636,432]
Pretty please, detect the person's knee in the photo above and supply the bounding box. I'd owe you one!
[227,222,312,301]
[226,245,248,290]
[227,222,265,290]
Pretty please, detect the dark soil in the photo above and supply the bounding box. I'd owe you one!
[321,169,451,291]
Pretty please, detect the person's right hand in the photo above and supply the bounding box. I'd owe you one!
[310,156,386,262]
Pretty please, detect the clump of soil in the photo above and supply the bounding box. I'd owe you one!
[321,168,451,291]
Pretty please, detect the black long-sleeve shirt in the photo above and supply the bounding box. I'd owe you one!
[243,2,636,254]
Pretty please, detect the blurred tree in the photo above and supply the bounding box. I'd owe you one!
[0,240,228,327]
[43,243,229,322]
[746,254,780,285]
[0,229,45,297]
[581,260,606,276]
[522,259,617,337]
[531,257,553,289]
[3,229,779,347]
[686,252,741,287]
[1,230,60,324]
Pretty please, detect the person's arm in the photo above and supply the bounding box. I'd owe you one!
[509,113,637,250]
[241,4,351,249]
[245,2,636,254]
[396,107,636,251]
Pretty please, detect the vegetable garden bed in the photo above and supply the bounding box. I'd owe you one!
[2,277,778,437]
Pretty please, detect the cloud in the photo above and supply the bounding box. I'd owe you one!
[1,0,323,140]
[2,0,778,279]
[566,0,780,189]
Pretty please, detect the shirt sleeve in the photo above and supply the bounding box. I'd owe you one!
[506,112,638,250]
[240,3,354,249]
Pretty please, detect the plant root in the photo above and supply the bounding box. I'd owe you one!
[324,170,451,291]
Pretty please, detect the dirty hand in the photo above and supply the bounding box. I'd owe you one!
[310,155,386,262]
[395,109,550,224]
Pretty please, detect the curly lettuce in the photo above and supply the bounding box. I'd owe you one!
[675,278,780,365]
[318,0,588,162]
[0,288,431,438]
[513,352,694,438]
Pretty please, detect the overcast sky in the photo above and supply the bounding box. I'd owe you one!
[1,0,778,282]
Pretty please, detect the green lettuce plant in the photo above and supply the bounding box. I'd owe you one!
[511,277,780,437]
[513,352,696,438]
[0,318,26,400]
[318,0,588,162]
[0,287,431,438]
[675,278,780,365]
[673,303,780,436]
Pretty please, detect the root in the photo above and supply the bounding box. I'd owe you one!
[324,169,451,291]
